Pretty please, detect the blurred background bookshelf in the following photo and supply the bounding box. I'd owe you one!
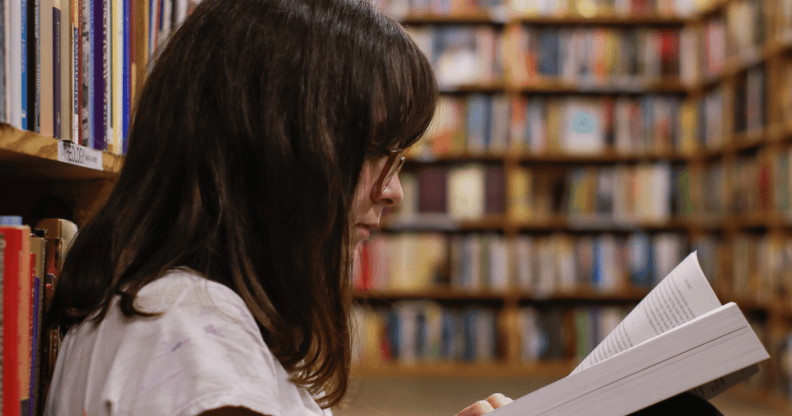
[350,0,792,413]
[5,0,792,414]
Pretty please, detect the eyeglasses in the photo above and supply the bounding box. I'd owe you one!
[371,148,406,200]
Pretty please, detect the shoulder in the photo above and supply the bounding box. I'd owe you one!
[103,269,287,416]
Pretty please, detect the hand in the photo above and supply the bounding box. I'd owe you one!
[455,393,514,416]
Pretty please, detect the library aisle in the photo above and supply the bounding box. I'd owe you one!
[335,376,789,416]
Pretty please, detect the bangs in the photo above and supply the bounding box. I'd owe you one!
[368,23,438,155]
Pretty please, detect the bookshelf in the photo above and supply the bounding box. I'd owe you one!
[0,123,121,226]
[353,0,792,414]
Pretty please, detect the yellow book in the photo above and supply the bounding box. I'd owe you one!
[112,0,124,154]
[508,167,533,222]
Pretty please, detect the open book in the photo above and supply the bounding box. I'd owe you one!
[491,252,770,416]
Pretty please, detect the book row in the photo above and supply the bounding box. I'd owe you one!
[372,0,695,20]
[351,303,632,365]
[733,67,766,135]
[411,94,688,158]
[724,233,792,303]
[352,303,499,364]
[406,25,691,89]
[1,0,196,153]
[407,26,503,88]
[502,26,682,85]
[389,162,687,224]
[352,231,690,294]
[0,217,77,416]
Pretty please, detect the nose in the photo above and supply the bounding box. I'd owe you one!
[376,173,404,207]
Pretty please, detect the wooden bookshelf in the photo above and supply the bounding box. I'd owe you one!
[509,78,687,94]
[0,123,122,226]
[353,289,648,303]
[0,123,122,180]
[350,360,575,378]
[513,15,686,26]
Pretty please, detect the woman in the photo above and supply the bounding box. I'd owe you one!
[44,0,512,415]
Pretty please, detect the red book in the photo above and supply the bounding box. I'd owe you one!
[354,242,372,291]
[0,225,32,416]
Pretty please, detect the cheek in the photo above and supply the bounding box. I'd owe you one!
[352,163,374,218]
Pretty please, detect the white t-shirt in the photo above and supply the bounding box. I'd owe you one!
[44,268,331,416]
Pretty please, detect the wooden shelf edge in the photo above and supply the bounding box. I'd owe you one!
[0,123,123,179]
[352,289,649,302]
[350,360,575,378]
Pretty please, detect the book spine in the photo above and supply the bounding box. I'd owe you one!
[81,0,91,147]
[28,274,40,416]
[92,0,105,150]
[104,0,111,151]
[0,0,6,123]
[112,0,122,155]
[53,0,61,138]
[1,227,29,416]
[0,233,4,413]
[71,0,80,142]
[21,0,28,130]
[122,0,129,153]
[25,255,35,416]
[32,0,39,134]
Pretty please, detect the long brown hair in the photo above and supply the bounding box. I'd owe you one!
[49,0,437,407]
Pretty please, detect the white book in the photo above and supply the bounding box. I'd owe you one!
[491,252,769,416]
[514,236,535,292]
[448,165,485,220]
[488,235,510,292]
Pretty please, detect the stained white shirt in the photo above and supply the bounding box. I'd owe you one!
[45,268,330,416]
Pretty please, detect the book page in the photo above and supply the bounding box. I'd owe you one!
[572,251,721,374]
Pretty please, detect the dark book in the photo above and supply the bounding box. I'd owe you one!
[485,166,505,215]
[418,168,447,214]
[538,28,560,77]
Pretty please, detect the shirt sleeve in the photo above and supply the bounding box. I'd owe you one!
[103,279,284,416]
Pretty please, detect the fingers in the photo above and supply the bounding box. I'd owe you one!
[456,400,495,416]
[486,393,513,409]
[455,394,514,416]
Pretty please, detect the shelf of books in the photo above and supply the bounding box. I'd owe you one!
[351,0,792,413]
[0,0,193,413]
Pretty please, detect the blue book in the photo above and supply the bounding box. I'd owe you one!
[28,275,41,416]
[466,95,487,152]
[0,0,4,123]
[122,0,130,153]
[0,216,24,225]
[33,0,40,134]
[440,311,454,360]
[591,239,602,288]
[92,0,106,150]
[415,311,426,360]
[628,233,654,288]
[462,309,477,362]
[386,310,400,359]
[538,28,560,77]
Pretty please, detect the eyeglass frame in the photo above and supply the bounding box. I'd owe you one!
[370,148,406,200]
